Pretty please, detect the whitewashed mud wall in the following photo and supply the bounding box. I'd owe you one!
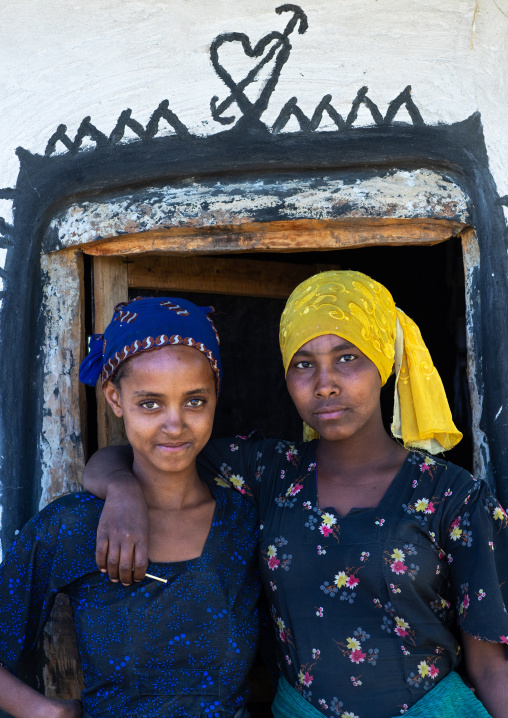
[0,0,508,550]
[1,1,507,196]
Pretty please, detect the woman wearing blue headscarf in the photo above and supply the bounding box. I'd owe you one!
[0,297,259,718]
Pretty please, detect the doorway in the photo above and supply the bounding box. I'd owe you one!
[87,237,471,470]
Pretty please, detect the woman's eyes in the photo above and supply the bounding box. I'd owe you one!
[295,354,356,369]
[295,360,313,369]
[139,398,206,410]
[186,397,206,408]
[140,400,160,410]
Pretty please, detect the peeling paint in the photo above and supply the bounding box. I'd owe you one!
[49,169,470,251]
[39,249,85,508]
[462,228,491,483]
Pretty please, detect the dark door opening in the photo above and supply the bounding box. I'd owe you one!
[124,238,471,471]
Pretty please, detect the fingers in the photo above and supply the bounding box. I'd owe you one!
[132,540,149,583]
[96,532,147,585]
[95,532,109,574]
[118,539,137,586]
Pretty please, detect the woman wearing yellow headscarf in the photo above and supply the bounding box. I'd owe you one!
[84,271,508,718]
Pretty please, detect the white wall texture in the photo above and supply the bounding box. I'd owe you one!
[0,0,506,283]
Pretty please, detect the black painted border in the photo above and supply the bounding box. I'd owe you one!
[1,113,507,549]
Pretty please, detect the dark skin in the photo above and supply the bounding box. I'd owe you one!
[286,335,407,516]
[83,334,508,718]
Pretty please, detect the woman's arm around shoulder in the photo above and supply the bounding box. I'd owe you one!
[83,445,149,585]
[461,632,508,718]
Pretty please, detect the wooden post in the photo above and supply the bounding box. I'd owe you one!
[93,257,129,448]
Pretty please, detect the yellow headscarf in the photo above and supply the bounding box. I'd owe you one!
[279,270,462,453]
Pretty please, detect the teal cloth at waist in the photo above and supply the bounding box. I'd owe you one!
[272,672,491,718]
[272,675,323,717]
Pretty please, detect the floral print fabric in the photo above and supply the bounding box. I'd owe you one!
[201,439,508,718]
[0,487,260,718]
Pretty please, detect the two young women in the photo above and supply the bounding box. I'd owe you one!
[85,271,508,718]
[0,298,259,718]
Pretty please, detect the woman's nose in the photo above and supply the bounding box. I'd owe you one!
[160,408,185,434]
[314,365,340,397]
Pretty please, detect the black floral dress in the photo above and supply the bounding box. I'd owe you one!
[200,438,508,718]
[0,484,260,718]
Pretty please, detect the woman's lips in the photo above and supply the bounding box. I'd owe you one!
[313,407,348,420]
[157,442,191,452]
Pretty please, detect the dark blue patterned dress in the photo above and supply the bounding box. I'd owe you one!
[200,438,508,718]
[0,483,260,718]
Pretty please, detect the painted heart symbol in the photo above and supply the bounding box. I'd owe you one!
[211,31,289,125]
[210,5,308,126]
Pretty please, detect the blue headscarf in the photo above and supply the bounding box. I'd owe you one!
[79,297,222,390]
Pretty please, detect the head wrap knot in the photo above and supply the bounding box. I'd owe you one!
[279,270,462,454]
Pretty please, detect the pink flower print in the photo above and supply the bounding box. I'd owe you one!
[290,483,303,496]
[444,488,452,496]
[412,480,418,488]
[308,462,317,471]
[279,630,287,642]
[477,589,486,600]
[303,501,311,510]
[302,671,313,687]
[350,676,362,687]
[317,545,327,555]
[318,699,328,710]
[312,648,321,659]
[395,626,409,638]
[373,598,382,608]
[268,556,280,570]
[350,649,366,664]
[360,551,370,561]
[285,655,292,665]
[424,502,435,514]
[420,462,430,472]
[230,443,239,451]
[375,518,385,526]
[280,470,286,480]
[346,576,360,588]
[450,516,461,529]
[316,606,324,617]
[319,524,333,537]
[500,636,508,644]
[463,594,470,610]
[286,446,298,462]
[401,645,410,656]
[428,665,439,679]
[269,581,277,592]
[391,560,408,575]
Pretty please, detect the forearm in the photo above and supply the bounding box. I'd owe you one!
[462,633,508,718]
[84,446,149,583]
[471,666,508,718]
[83,445,134,498]
[0,666,81,718]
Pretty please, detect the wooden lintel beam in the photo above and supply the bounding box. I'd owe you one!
[79,218,468,257]
[127,255,340,299]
